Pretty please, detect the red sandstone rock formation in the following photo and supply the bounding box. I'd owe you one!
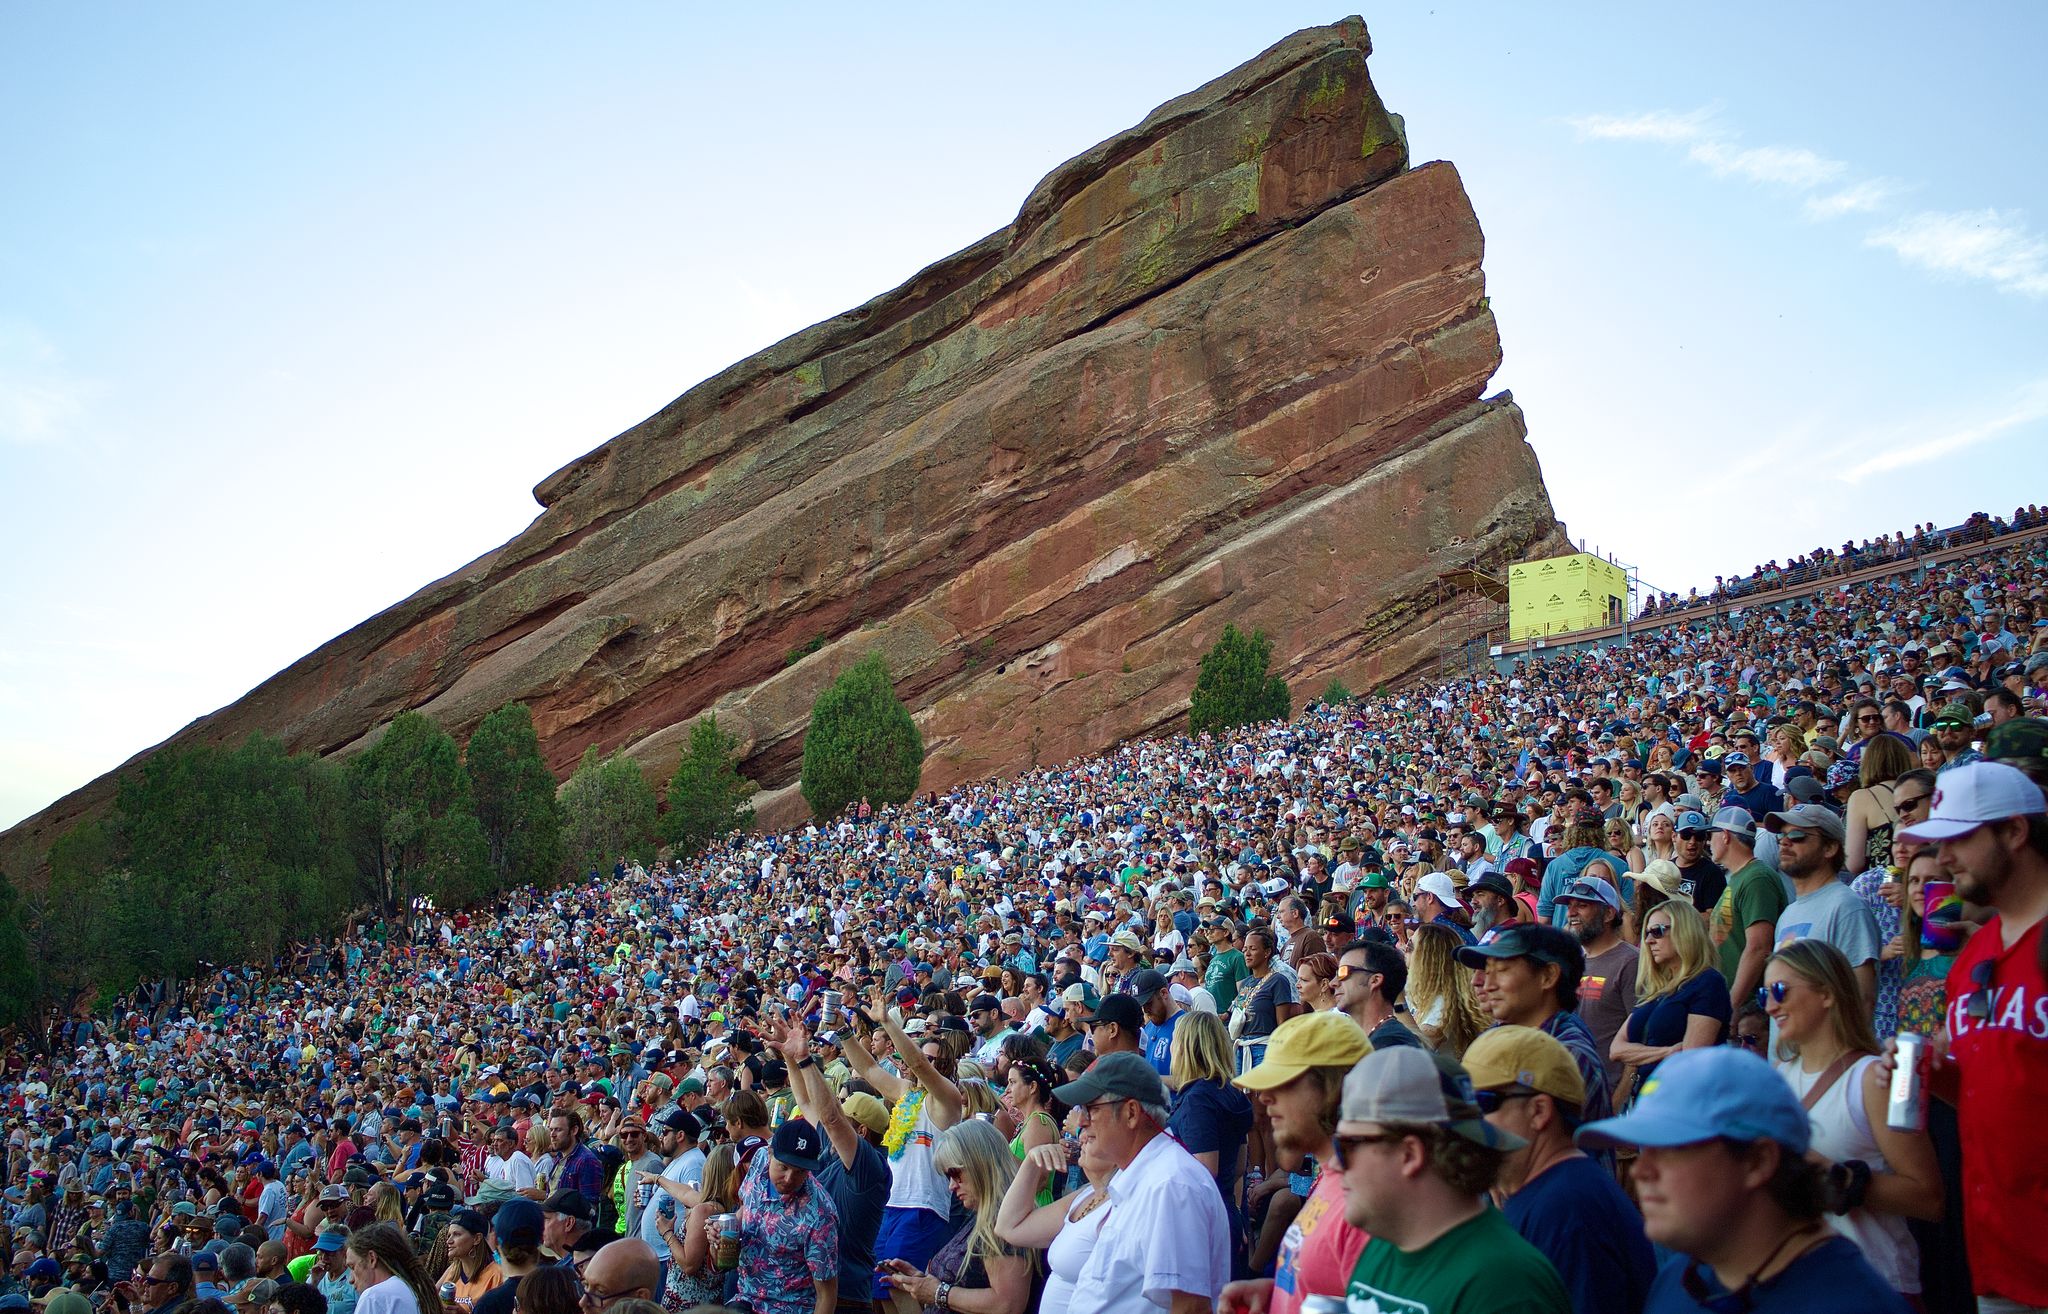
[0,16,1561,869]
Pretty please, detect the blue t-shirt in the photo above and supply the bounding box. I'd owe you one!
[1623,969,1730,1082]
[1645,1236,1911,1313]
[1140,1010,1183,1076]
[1505,1155,1655,1314]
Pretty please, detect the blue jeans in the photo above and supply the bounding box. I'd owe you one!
[871,1205,955,1299]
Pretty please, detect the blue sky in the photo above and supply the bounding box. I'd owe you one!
[3,3,2045,831]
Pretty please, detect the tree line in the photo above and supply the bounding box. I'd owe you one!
[0,652,943,1041]
[0,633,1301,1040]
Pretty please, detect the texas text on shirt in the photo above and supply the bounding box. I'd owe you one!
[1938,914,2048,1307]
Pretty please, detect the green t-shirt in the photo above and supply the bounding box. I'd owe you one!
[1713,858,1789,986]
[1205,949,1250,1012]
[1345,1204,1570,1314]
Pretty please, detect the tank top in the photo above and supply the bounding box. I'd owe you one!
[1009,1111,1058,1208]
[1778,1054,1919,1293]
[885,1094,951,1215]
[1040,1185,1104,1314]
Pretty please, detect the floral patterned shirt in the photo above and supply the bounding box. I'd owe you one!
[737,1148,840,1314]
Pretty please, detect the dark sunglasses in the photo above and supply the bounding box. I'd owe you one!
[1472,1089,1535,1115]
[1754,980,1791,1009]
[1895,793,1931,813]
[1331,1131,1409,1168]
[1965,960,1997,1022]
[1642,924,1671,941]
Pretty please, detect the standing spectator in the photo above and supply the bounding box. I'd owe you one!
[733,1120,839,1314]
[1231,930,1301,1068]
[1405,924,1489,1060]
[1057,1053,1229,1314]
[877,1122,1031,1314]
[1708,807,1786,1014]
[1889,761,2048,1311]
[1333,1046,1569,1314]
[342,1222,440,1314]
[1458,925,1615,1124]
[312,1232,358,1314]
[771,1021,890,1314]
[1557,876,1640,1096]
[1576,1047,1910,1313]
[1764,805,1882,1009]
[1761,941,1941,1299]
[1222,1012,1370,1314]
[1611,902,1728,1091]
[1333,940,1423,1051]
[1464,1026,1654,1314]
[1164,1015,1252,1270]
[1671,812,1727,915]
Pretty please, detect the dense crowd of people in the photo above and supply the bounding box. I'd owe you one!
[1637,505,2045,618]
[4,524,2048,1314]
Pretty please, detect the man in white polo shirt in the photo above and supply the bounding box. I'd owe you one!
[1056,1052,1228,1314]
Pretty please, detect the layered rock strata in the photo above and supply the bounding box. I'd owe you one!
[1,16,1562,869]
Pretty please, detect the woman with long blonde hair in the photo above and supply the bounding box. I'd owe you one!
[1164,1012,1252,1263]
[880,1121,1033,1314]
[1611,901,1727,1086]
[1405,922,1489,1059]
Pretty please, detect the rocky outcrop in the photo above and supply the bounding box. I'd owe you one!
[0,16,1562,872]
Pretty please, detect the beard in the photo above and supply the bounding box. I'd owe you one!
[1473,904,1507,937]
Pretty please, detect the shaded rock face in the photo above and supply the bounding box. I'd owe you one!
[0,17,1562,871]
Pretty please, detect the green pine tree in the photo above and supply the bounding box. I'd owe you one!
[0,868,39,1030]
[558,745,659,876]
[1188,623,1291,736]
[1320,678,1353,706]
[799,652,924,821]
[662,715,756,859]
[467,701,565,890]
[346,711,491,921]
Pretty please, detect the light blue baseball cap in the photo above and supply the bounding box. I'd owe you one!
[1575,1047,1808,1155]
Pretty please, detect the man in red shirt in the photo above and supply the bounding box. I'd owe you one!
[1891,761,2048,1312]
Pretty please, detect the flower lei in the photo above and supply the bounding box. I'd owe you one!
[883,1087,925,1160]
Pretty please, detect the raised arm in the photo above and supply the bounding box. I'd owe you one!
[771,1019,861,1171]
[869,989,963,1128]
[995,1142,1077,1250]
[840,1006,910,1106]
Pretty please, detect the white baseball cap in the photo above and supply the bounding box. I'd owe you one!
[1415,871,1464,911]
[1899,761,2046,842]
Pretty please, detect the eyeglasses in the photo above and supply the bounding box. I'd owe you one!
[1331,1131,1410,1168]
[1895,793,1931,814]
[1965,960,1997,1022]
[1074,1097,1129,1122]
[1856,713,1882,724]
[1754,980,1792,1009]
[578,1282,629,1308]
[1642,924,1672,941]
[1731,1032,1765,1052]
[942,1167,966,1182]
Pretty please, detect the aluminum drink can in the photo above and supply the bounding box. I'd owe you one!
[440,1285,457,1305]
[713,1212,742,1270]
[1887,1033,1928,1131]
[635,1179,655,1212]
[820,989,842,1027]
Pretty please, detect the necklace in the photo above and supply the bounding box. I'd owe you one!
[1068,1189,1110,1222]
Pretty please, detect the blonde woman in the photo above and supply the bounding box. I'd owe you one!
[1404,922,1489,1059]
[1616,778,1644,830]
[1763,940,1942,1297]
[879,1121,1033,1314]
[1610,901,1727,1089]
[1164,1012,1252,1269]
[1603,819,1646,878]
[654,1143,736,1310]
[1765,724,1809,790]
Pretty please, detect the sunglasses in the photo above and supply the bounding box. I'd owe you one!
[1330,1131,1409,1168]
[1754,980,1792,1009]
[1472,1089,1535,1115]
[1964,960,1997,1023]
[942,1167,966,1182]
[1731,1032,1765,1052]
[1895,793,1931,813]
[1642,924,1671,941]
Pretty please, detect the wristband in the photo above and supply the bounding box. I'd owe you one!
[937,1281,953,1309]
[798,1056,820,1070]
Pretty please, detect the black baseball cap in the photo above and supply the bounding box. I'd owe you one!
[1084,994,1145,1034]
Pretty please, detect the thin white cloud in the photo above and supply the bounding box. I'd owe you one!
[1802,178,1902,220]
[1864,208,2048,298]
[1566,108,1717,145]
[1836,379,2048,484]
[1686,140,1846,189]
